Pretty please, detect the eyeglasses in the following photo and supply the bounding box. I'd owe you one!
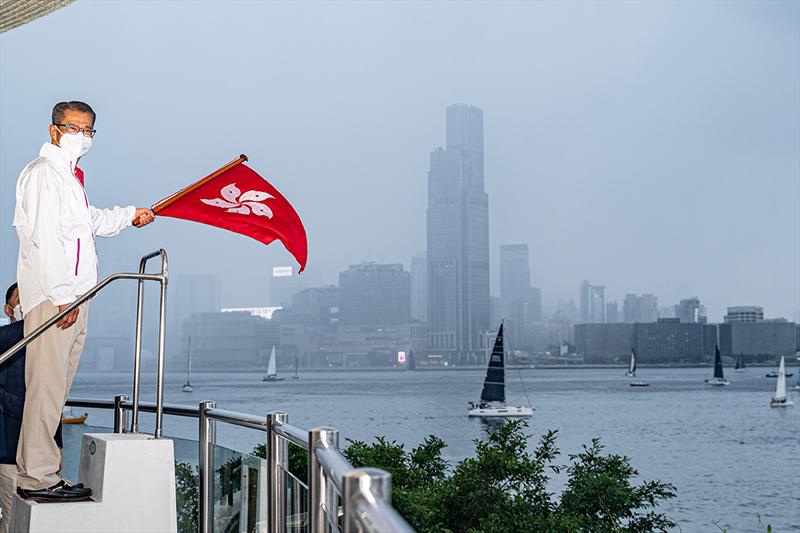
[54,123,96,138]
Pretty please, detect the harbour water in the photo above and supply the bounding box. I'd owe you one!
[69,367,800,532]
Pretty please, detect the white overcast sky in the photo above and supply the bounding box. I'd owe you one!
[1,0,798,321]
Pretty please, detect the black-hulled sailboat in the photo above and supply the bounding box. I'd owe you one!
[626,348,649,387]
[468,323,533,417]
[705,345,730,386]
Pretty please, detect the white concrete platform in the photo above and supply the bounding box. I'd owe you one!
[11,433,177,533]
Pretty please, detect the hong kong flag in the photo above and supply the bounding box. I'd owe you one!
[153,155,307,271]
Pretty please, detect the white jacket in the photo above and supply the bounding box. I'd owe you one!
[13,142,136,313]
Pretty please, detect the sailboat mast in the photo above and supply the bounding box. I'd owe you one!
[187,336,192,383]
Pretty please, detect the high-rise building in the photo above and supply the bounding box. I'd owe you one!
[606,301,619,323]
[676,297,704,323]
[427,104,490,361]
[339,263,411,326]
[500,244,531,317]
[410,252,427,322]
[174,274,221,332]
[724,306,764,323]
[623,293,659,323]
[270,266,306,307]
[579,281,606,323]
[529,287,543,322]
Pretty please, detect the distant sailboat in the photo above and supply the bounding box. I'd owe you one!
[705,345,730,386]
[626,348,649,387]
[263,346,284,382]
[182,336,194,393]
[292,354,300,380]
[468,323,533,418]
[734,352,746,372]
[769,356,793,407]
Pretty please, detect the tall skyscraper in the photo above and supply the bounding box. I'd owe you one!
[427,104,490,361]
[579,280,606,323]
[410,252,427,322]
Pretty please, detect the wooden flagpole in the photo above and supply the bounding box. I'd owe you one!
[151,154,248,214]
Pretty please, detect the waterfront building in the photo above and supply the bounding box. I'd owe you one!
[182,310,279,369]
[339,262,411,326]
[633,318,707,363]
[724,306,764,323]
[719,319,798,360]
[579,281,606,323]
[427,104,490,363]
[575,323,633,362]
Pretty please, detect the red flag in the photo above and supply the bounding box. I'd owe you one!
[153,155,307,272]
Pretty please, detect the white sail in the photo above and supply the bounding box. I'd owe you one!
[267,346,277,377]
[628,350,636,376]
[775,356,787,401]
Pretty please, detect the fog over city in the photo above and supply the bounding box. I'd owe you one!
[1,0,798,322]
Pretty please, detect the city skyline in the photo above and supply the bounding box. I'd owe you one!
[0,1,797,323]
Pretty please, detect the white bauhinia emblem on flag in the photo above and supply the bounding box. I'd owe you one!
[201,183,274,218]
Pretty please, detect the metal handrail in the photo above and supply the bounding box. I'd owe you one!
[66,396,415,533]
[3,249,170,437]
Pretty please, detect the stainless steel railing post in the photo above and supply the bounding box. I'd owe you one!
[199,400,216,533]
[113,394,128,433]
[154,264,168,438]
[130,257,146,433]
[342,468,392,533]
[308,427,339,533]
[267,411,288,533]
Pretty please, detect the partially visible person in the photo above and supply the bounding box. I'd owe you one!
[0,284,62,531]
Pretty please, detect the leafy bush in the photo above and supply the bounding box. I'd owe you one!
[175,420,678,533]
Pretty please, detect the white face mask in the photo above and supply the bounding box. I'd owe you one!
[57,130,93,162]
[11,305,22,321]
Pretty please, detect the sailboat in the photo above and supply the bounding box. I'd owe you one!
[468,323,533,418]
[182,336,193,393]
[626,348,649,387]
[734,352,746,372]
[292,354,300,380]
[769,356,793,407]
[263,346,284,382]
[793,352,800,391]
[705,345,730,386]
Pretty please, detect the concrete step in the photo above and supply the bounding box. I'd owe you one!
[12,433,177,533]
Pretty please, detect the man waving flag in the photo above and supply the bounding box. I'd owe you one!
[153,155,308,271]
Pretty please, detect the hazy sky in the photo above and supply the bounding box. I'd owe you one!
[1,0,798,321]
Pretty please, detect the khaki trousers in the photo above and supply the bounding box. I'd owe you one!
[16,299,89,491]
[0,463,16,533]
